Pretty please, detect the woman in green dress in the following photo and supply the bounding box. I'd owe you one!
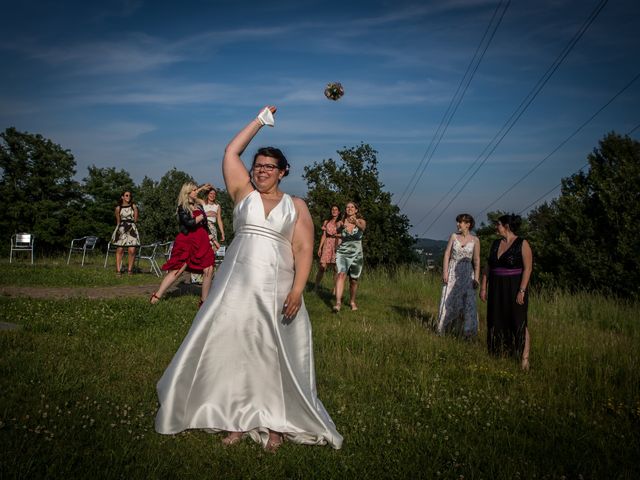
[333,201,366,312]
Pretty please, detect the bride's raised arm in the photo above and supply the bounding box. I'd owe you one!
[223,106,276,204]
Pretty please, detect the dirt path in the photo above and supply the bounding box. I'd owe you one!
[0,274,197,300]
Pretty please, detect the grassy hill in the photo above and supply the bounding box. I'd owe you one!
[0,262,638,478]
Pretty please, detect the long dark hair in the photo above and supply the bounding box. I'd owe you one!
[325,204,341,222]
[117,191,134,208]
[497,213,522,234]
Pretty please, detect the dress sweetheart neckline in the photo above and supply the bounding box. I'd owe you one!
[256,190,287,219]
[454,236,474,248]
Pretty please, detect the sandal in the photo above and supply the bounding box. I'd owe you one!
[221,432,243,446]
[350,302,358,311]
[150,292,161,304]
[127,270,133,276]
[264,433,283,453]
[198,299,204,309]
[332,304,341,313]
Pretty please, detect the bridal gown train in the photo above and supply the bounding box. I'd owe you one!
[155,190,343,449]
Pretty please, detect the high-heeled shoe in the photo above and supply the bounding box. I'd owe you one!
[150,292,161,304]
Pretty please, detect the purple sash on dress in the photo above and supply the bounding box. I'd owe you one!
[491,267,523,276]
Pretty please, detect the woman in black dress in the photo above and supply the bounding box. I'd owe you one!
[480,214,532,370]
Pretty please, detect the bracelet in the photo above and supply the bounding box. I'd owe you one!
[518,288,526,294]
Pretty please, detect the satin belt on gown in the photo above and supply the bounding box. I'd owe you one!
[155,190,343,449]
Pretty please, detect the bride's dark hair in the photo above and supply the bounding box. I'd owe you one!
[252,147,290,177]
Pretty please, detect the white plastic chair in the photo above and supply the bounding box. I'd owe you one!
[215,245,226,268]
[10,233,35,264]
[136,243,161,277]
[67,236,99,266]
[103,242,119,268]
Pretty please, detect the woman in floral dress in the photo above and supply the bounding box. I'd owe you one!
[315,205,340,290]
[437,213,480,337]
[111,191,140,276]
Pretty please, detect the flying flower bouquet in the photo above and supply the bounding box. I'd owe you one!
[324,82,345,101]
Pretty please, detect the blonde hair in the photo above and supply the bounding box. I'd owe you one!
[177,182,198,212]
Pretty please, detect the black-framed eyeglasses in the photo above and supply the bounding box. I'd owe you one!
[253,163,279,172]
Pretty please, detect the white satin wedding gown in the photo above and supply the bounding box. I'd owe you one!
[155,190,343,449]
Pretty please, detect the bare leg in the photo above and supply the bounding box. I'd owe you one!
[151,264,187,304]
[349,278,359,310]
[115,247,124,274]
[201,265,214,303]
[331,266,337,295]
[127,247,136,274]
[315,263,326,290]
[334,272,346,311]
[521,327,531,371]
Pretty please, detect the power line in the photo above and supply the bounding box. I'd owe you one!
[516,163,588,215]
[416,0,609,237]
[479,71,640,215]
[396,0,511,208]
[517,122,640,215]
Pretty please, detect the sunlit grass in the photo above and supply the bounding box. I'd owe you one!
[0,266,638,478]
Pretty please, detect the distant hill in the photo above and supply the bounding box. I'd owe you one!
[412,237,448,255]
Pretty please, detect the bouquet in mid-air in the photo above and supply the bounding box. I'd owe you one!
[324,82,345,101]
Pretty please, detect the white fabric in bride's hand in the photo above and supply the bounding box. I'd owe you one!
[257,108,275,127]
[155,190,342,449]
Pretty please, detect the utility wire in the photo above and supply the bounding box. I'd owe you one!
[396,0,511,208]
[479,71,640,215]
[516,163,588,214]
[416,0,609,237]
[517,122,640,215]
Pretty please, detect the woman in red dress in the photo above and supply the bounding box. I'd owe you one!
[150,182,215,306]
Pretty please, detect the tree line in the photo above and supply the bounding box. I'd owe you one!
[0,128,414,267]
[2,127,637,298]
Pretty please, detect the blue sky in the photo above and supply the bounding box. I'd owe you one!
[1,0,638,239]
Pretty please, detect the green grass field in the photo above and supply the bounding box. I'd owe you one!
[0,262,638,479]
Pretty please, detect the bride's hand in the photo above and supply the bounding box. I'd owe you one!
[257,106,277,126]
[282,290,302,320]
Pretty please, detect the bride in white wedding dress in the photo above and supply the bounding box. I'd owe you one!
[155,106,343,452]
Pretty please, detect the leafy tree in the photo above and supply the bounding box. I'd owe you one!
[303,143,415,266]
[137,168,194,243]
[69,166,136,243]
[527,132,640,298]
[0,127,81,253]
